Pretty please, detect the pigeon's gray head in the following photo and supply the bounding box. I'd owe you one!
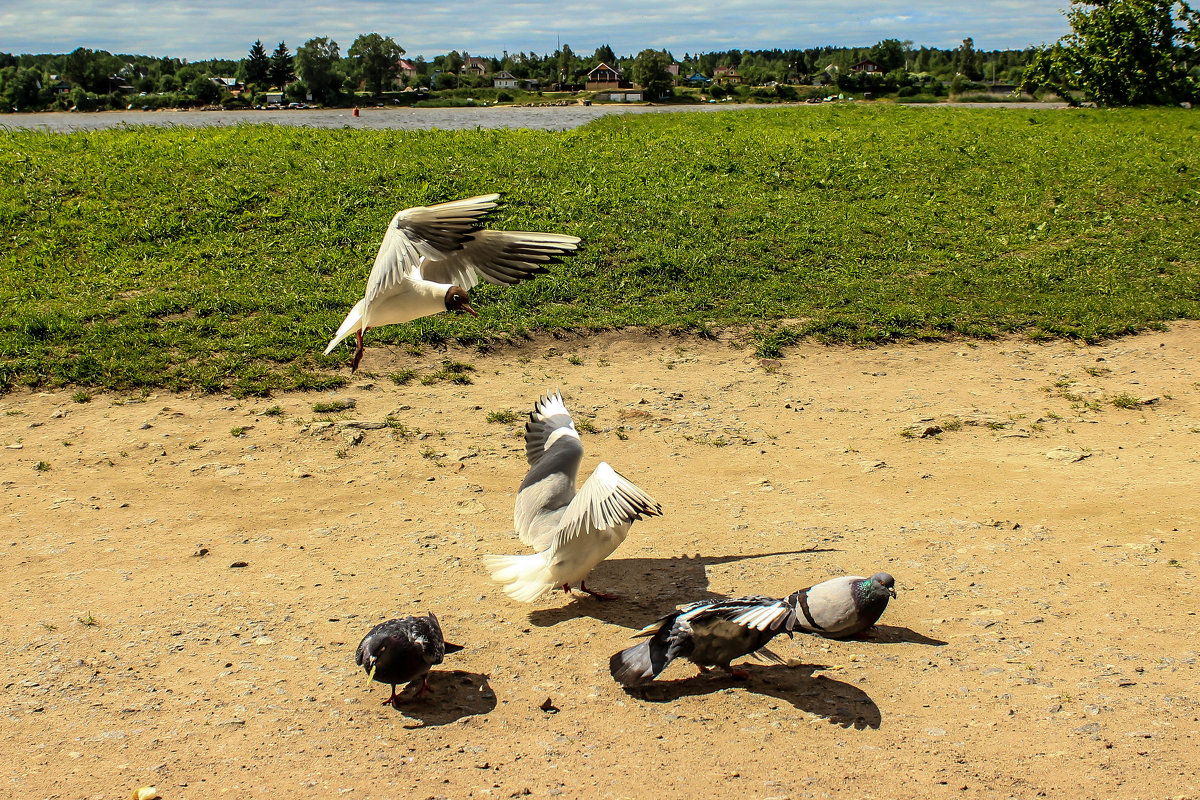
[444,286,478,317]
[867,572,897,599]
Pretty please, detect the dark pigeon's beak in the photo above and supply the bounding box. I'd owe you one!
[888,587,897,599]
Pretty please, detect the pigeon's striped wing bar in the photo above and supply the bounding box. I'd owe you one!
[728,598,795,631]
[630,595,783,639]
[552,462,662,547]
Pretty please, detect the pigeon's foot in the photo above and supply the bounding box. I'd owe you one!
[561,583,572,594]
[382,684,402,707]
[412,678,432,699]
[580,581,618,601]
[729,666,751,680]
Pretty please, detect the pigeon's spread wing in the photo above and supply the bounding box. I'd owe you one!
[552,462,661,548]
[729,597,797,632]
[364,195,500,305]
[418,229,581,291]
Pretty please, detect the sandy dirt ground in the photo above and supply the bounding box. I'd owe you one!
[2,326,1198,800]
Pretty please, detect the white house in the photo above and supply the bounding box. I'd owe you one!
[492,70,520,89]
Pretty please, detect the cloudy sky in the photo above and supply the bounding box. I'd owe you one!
[3,1,1072,60]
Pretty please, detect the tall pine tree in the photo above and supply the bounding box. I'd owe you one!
[269,41,293,89]
[245,39,270,87]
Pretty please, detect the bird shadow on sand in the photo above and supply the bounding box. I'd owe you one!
[389,670,497,729]
[622,662,881,730]
[859,624,947,647]
[528,549,837,630]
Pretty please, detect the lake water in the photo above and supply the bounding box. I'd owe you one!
[0,101,1060,133]
[0,103,780,133]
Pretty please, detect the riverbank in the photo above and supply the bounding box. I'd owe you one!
[0,99,1067,132]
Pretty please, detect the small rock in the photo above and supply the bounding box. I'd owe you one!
[539,697,559,714]
[920,425,942,438]
[1045,447,1091,463]
[292,468,312,478]
[229,561,249,568]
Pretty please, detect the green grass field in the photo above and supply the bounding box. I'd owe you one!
[1,105,1197,394]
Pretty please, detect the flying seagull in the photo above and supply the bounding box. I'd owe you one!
[484,391,662,602]
[355,612,464,706]
[324,194,580,370]
[610,573,896,685]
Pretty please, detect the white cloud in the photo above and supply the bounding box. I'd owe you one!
[0,0,1073,59]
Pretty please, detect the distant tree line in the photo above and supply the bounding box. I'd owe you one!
[2,3,1196,113]
[0,35,1042,112]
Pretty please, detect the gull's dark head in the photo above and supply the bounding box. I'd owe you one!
[444,286,477,317]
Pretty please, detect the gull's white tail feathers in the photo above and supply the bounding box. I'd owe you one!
[483,553,556,603]
[324,299,367,355]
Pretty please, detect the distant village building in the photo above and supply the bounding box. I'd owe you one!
[398,59,418,78]
[492,70,520,89]
[585,62,623,90]
[210,76,243,96]
[462,56,489,76]
[713,66,743,84]
[850,59,882,74]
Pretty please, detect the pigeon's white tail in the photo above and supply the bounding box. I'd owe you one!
[323,299,367,355]
[482,552,555,603]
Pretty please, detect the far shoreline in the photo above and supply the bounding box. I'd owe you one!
[0,99,1068,133]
